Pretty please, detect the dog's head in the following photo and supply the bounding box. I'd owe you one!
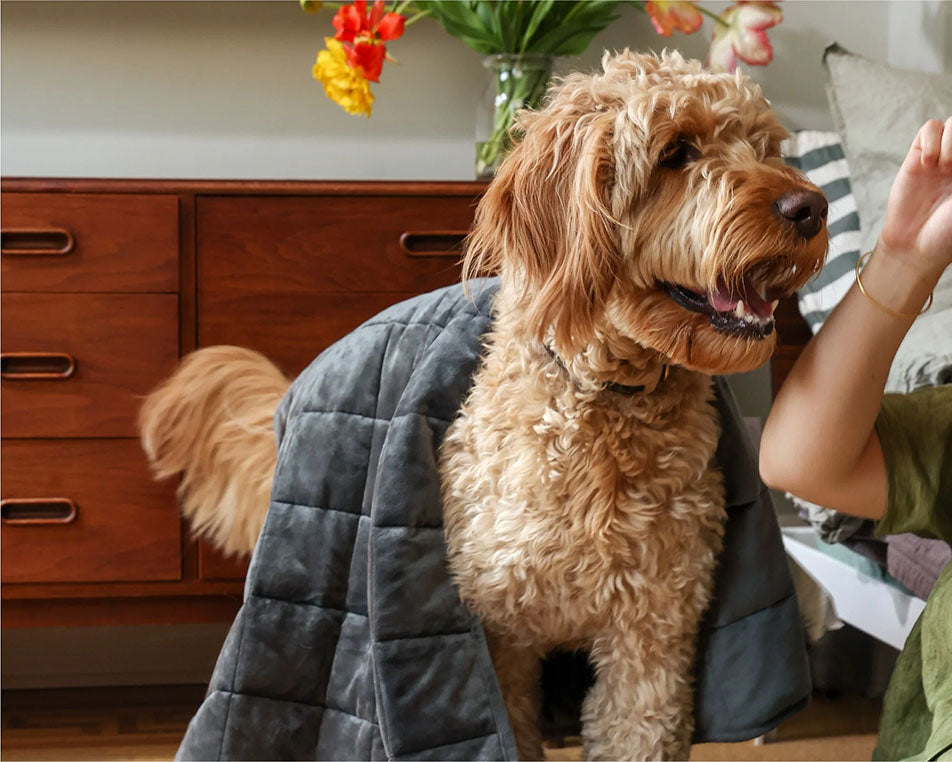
[465,50,828,375]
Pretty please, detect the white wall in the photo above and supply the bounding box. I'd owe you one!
[1,0,936,181]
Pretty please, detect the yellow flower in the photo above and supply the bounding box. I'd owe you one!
[313,37,374,118]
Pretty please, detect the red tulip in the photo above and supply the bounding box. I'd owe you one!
[332,0,405,44]
[331,3,364,43]
[330,0,405,83]
[347,41,387,82]
[375,12,406,41]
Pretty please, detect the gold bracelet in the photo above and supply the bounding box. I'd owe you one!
[854,251,934,319]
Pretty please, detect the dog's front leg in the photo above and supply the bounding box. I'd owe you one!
[484,629,544,761]
[580,630,695,761]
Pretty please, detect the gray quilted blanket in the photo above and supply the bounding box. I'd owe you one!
[177,280,810,761]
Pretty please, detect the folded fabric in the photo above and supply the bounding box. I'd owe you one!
[886,307,952,394]
[887,534,952,602]
[795,496,869,546]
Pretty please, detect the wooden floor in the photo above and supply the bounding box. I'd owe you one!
[1,685,204,762]
[689,694,881,761]
[1,686,880,761]
[544,695,881,761]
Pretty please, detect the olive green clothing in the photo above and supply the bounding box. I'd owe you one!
[876,386,952,543]
[872,384,952,761]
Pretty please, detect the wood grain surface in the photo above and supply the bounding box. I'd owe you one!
[0,686,880,762]
[196,193,478,374]
[1,439,181,584]
[1,193,179,293]
[198,541,249,581]
[771,296,812,395]
[1,293,179,438]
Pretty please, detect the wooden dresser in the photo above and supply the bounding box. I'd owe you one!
[1,178,484,627]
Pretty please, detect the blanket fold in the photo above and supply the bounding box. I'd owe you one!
[177,280,809,761]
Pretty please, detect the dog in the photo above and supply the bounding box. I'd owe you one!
[140,50,827,760]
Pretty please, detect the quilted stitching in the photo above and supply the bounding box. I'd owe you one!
[177,280,810,761]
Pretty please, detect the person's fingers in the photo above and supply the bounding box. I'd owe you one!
[940,116,952,171]
[919,119,943,166]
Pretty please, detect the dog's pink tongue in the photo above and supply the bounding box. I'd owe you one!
[707,283,773,318]
[741,283,774,318]
[707,289,738,312]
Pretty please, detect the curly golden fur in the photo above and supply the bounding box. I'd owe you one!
[139,50,827,761]
[443,50,826,760]
[138,346,288,558]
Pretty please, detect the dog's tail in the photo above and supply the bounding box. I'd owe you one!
[139,346,290,558]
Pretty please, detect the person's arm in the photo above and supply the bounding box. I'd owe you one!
[760,117,952,519]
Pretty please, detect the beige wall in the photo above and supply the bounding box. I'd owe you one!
[2,0,939,180]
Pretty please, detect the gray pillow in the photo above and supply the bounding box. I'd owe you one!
[824,43,952,393]
[823,43,952,255]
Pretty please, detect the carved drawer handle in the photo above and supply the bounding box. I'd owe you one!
[1,228,75,256]
[1,352,77,380]
[1,498,78,525]
[399,231,468,258]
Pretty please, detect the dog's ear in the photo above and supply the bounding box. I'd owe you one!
[464,104,618,353]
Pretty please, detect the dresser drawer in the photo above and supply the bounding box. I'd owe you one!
[200,290,423,376]
[197,194,478,296]
[1,193,179,293]
[1,293,179,438]
[1,439,181,584]
[199,540,249,581]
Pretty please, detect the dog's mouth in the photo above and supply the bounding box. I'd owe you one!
[661,278,780,340]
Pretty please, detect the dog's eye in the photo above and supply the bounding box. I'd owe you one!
[659,138,700,169]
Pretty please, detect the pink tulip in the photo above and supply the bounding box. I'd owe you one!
[709,1,783,72]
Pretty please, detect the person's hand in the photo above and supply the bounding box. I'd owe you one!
[878,117,952,279]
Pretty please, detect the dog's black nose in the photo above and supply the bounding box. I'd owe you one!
[774,190,828,240]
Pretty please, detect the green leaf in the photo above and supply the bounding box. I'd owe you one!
[492,2,516,51]
[418,0,621,56]
[530,2,619,53]
[475,2,505,49]
[551,25,614,55]
[520,0,555,52]
[416,0,500,53]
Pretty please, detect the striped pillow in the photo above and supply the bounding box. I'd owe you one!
[783,131,862,332]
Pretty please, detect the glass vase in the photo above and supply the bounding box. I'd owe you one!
[475,53,555,179]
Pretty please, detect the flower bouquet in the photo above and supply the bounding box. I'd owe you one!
[308,0,783,176]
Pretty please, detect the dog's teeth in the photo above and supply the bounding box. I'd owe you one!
[734,301,746,318]
[770,299,779,313]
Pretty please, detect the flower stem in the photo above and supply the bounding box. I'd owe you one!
[476,58,551,178]
[403,9,431,26]
[695,3,726,26]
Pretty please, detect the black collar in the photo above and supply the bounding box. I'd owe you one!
[545,348,668,396]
